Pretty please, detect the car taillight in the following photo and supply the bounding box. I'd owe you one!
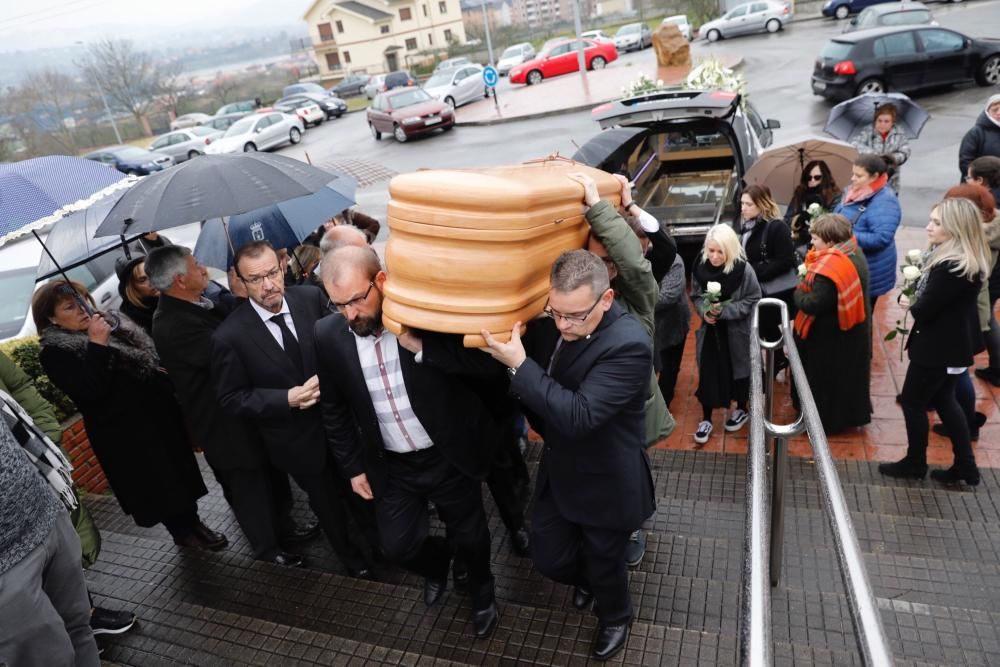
[782,3,789,13]
[833,60,856,75]
[204,138,212,145]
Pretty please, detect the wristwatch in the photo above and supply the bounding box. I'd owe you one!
[506,365,518,380]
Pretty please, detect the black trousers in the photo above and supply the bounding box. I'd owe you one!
[901,362,976,470]
[531,485,632,626]
[161,504,199,540]
[291,464,369,573]
[378,447,494,608]
[657,342,685,408]
[215,465,293,559]
[485,436,530,534]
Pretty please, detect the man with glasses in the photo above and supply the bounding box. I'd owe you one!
[211,241,376,578]
[316,245,501,640]
[481,249,655,662]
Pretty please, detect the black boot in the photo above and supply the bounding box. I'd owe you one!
[930,465,980,487]
[878,458,928,480]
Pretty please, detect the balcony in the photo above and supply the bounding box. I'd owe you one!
[313,36,339,53]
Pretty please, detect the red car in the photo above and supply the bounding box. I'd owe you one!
[367,87,454,143]
[509,38,618,85]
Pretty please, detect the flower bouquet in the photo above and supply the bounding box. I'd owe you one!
[701,280,729,319]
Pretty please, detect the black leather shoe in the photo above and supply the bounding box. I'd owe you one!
[974,367,1000,387]
[932,412,986,441]
[472,602,499,639]
[424,577,447,607]
[930,466,981,487]
[267,551,304,568]
[281,521,320,543]
[452,560,469,594]
[592,623,629,661]
[511,528,530,557]
[878,458,928,480]
[193,521,228,551]
[572,586,593,610]
[625,530,646,567]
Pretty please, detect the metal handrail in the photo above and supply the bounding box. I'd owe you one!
[739,298,892,667]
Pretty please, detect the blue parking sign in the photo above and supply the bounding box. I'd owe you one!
[483,66,498,88]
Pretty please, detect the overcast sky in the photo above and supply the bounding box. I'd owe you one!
[0,0,314,50]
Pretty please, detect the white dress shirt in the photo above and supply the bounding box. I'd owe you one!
[249,297,298,349]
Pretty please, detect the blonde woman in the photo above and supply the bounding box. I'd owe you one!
[690,224,762,444]
[880,198,992,487]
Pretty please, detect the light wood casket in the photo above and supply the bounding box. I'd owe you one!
[383,158,622,347]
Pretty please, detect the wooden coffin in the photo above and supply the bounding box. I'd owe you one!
[382,157,622,347]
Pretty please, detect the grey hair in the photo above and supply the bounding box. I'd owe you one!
[145,245,193,291]
[320,225,368,254]
[550,249,610,296]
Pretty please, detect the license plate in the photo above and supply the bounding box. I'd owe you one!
[812,81,826,91]
[425,116,442,125]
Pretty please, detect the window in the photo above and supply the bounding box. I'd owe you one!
[422,4,428,16]
[380,24,390,34]
[344,51,352,64]
[919,29,964,54]
[326,52,342,70]
[438,1,447,12]
[444,29,452,42]
[428,33,433,45]
[750,2,767,12]
[405,37,418,50]
[318,22,334,41]
[873,32,917,58]
[883,10,930,26]
[726,5,747,18]
[335,20,344,33]
[400,7,412,20]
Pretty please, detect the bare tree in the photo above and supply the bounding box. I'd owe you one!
[20,69,81,154]
[156,61,189,119]
[211,74,239,106]
[78,38,160,136]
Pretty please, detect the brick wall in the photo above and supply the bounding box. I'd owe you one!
[61,417,109,494]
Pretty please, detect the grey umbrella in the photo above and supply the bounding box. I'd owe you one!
[94,153,348,238]
[823,92,929,142]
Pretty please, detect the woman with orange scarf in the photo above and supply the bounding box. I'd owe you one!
[793,214,872,433]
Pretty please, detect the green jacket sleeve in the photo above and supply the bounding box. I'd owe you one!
[793,275,838,317]
[585,200,658,338]
[0,350,63,443]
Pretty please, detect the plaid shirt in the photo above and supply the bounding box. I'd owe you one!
[352,331,434,453]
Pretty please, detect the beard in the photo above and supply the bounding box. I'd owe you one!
[348,305,383,337]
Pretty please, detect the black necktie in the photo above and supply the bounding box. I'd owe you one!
[270,314,304,378]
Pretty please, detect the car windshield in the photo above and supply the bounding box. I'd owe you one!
[664,17,684,25]
[390,89,432,108]
[190,126,216,136]
[501,46,522,58]
[224,117,256,136]
[617,25,639,35]
[114,147,149,159]
[821,41,854,60]
[0,266,35,340]
[425,72,453,87]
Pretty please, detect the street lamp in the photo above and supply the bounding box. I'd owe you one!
[76,40,122,144]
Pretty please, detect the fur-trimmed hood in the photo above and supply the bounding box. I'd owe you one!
[40,312,161,379]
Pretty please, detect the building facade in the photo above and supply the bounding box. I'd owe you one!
[302,0,468,82]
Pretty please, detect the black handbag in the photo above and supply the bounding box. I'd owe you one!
[758,219,799,296]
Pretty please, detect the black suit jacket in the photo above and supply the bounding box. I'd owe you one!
[152,294,265,471]
[211,285,329,474]
[907,262,984,367]
[513,302,655,531]
[315,315,502,497]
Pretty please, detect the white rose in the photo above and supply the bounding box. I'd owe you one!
[706,281,722,296]
[807,203,822,216]
[907,249,922,262]
[902,265,921,281]
[798,263,807,277]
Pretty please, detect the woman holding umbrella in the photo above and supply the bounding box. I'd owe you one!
[33,281,227,550]
[115,256,160,336]
[784,160,842,255]
[851,103,910,192]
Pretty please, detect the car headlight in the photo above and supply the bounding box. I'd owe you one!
[402,116,422,125]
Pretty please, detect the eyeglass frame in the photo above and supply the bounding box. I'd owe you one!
[542,294,603,324]
[327,281,376,314]
[239,266,284,286]
[807,172,824,182]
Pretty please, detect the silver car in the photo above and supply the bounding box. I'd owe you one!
[170,112,212,131]
[148,126,224,163]
[204,112,304,154]
[614,23,653,52]
[497,43,536,76]
[364,74,387,99]
[698,0,792,42]
[423,65,488,108]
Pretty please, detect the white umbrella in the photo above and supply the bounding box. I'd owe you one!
[745,136,858,205]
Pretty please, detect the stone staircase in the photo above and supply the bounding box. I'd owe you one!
[91,447,1000,666]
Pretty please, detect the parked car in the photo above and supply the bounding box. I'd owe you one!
[330,74,370,97]
[215,99,260,116]
[497,43,536,76]
[274,99,326,127]
[574,89,780,248]
[276,92,347,119]
[367,87,454,143]
[148,126,223,163]
[385,70,418,91]
[84,145,174,175]
[169,112,212,131]
[662,15,693,41]
[698,1,793,42]
[811,25,1000,101]
[510,39,618,86]
[581,29,613,42]
[843,2,935,33]
[364,74,387,99]
[282,82,330,98]
[205,112,304,154]
[434,57,471,74]
[203,112,249,132]
[823,0,897,20]
[614,23,653,52]
[422,64,488,108]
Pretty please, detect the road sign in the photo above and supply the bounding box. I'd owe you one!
[483,66,498,88]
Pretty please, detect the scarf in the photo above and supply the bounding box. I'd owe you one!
[843,172,888,205]
[40,311,162,380]
[793,237,866,339]
[0,391,76,511]
[693,256,747,305]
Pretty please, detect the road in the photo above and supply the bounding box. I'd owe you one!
[277,0,1000,235]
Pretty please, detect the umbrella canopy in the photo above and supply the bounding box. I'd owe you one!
[193,177,357,270]
[823,92,929,142]
[94,153,349,238]
[744,136,858,205]
[0,156,125,244]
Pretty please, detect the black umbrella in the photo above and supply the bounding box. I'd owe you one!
[94,153,348,238]
[823,92,929,142]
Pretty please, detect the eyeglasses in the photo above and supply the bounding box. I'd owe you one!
[241,267,283,286]
[328,281,375,313]
[542,296,602,324]
[807,173,823,182]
